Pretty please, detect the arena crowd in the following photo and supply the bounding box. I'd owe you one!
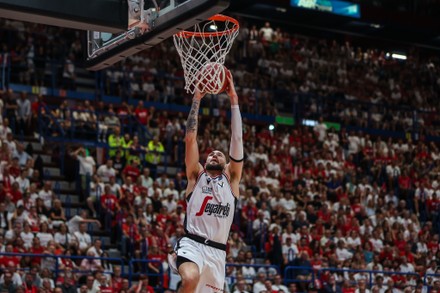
[0,12,438,293]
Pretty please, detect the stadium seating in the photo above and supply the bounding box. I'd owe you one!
[0,15,439,293]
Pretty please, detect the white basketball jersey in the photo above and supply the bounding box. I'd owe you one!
[185,172,237,244]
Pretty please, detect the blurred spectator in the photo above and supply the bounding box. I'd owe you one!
[145,136,164,170]
[62,54,76,91]
[107,127,123,158]
[74,223,92,254]
[96,160,116,184]
[16,92,31,135]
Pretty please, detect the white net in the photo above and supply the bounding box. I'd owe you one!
[173,15,239,94]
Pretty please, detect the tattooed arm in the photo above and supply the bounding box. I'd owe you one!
[185,91,205,194]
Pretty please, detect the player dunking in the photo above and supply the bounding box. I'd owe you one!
[168,72,243,292]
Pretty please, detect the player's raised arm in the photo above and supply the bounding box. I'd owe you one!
[185,90,204,182]
[225,71,244,187]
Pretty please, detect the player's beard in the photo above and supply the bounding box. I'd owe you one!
[205,163,224,171]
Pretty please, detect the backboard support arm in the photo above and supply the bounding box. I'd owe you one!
[86,0,230,71]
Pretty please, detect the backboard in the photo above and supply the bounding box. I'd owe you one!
[86,0,230,71]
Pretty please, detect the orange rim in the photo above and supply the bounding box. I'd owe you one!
[174,14,239,38]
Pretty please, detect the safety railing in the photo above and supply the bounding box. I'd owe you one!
[20,77,440,147]
[226,263,280,286]
[284,265,316,286]
[0,252,125,279]
[424,273,440,287]
[128,259,165,292]
[318,267,420,289]
[0,251,437,292]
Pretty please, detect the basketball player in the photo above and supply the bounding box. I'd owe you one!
[168,72,243,293]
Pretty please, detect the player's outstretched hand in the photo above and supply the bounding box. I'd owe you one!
[225,70,238,103]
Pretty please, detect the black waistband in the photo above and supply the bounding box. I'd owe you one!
[185,233,227,251]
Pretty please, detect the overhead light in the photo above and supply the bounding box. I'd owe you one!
[275,7,287,13]
[302,119,318,127]
[391,53,407,60]
[269,124,275,131]
[370,23,382,29]
[209,24,218,31]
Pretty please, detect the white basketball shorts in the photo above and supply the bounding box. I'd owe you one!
[175,237,226,293]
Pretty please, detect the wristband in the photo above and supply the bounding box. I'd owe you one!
[231,105,239,109]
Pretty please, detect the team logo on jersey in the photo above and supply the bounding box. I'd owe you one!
[202,186,213,194]
[195,196,231,218]
[217,182,224,188]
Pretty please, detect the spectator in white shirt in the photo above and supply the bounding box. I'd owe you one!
[71,147,96,192]
[346,230,362,250]
[399,256,415,273]
[314,117,328,142]
[67,210,100,234]
[96,160,116,183]
[20,222,34,249]
[74,223,92,253]
[38,181,55,209]
[282,237,299,265]
[336,240,353,261]
[15,169,30,194]
[259,22,274,43]
[54,223,73,248]
[280,192,296,211]
[36,222,53,247]
[354,279,371,293]
[87,239,104,267]
[163,181,179,201]
[140,168,153,189]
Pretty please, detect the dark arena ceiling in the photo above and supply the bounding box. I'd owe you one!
[227,0,440,52]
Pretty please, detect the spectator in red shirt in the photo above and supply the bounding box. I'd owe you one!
[111,266,125,292]
[100,185,120,228]
[297,237,313,258]
[241,200,258,224]
[117,102,130,125]
[97,273,113,293]
[134,101,149,126]
[146,246,165,288]
[122,159,140,184]
[23,273,38,293]
[129,275,154,293]
[317,204,331,223]
[29,237,44,266]
[9,182,22,204]
[0,244,20,268]
[100,185,119,213]
[9,158,21,178]
[121,214,140,257]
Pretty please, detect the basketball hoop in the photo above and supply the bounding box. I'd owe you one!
[173,14,239,94]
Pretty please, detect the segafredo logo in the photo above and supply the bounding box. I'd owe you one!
[195,196,230,218]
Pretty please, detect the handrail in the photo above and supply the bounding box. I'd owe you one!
[423,273,440,286]
[0,252,125,281]
[40,105,153,146]
[129,259,164,292]
[39,104,66,137]
[6,78,440,145]
[319,267,420,289]
[284,265,316,284]
[0,251,435,290]
[226,263,280,286]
